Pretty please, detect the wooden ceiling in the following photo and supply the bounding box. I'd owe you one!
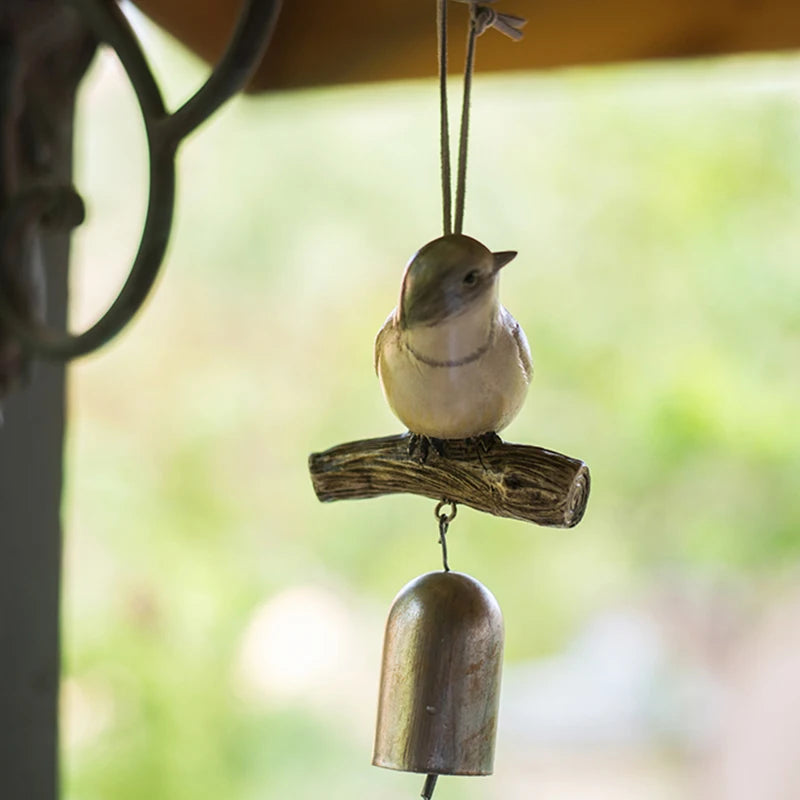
[131,0,800,91]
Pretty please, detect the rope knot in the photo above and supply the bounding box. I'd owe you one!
[473,6,497,36]
[458,1,528,40]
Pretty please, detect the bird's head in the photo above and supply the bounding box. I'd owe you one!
[398,234,516,329]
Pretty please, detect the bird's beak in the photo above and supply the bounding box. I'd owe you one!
[492,251,517,272]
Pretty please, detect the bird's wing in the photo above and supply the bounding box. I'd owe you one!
[505,307,533,381]
[374,310,397,375]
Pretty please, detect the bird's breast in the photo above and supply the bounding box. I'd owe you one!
[376,307,531,439]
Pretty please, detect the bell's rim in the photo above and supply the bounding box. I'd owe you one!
[372,756,494,777]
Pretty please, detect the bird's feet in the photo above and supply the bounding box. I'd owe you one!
[469,431,502,453]
[407,431,500,463]
[408,433,447,463]
[466,431,501,469]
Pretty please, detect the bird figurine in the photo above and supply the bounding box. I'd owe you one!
[375,234,532,442]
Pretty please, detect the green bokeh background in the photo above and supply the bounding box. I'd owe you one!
[62,16,800,800]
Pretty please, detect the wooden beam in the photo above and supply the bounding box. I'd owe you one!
[131,0,800,91]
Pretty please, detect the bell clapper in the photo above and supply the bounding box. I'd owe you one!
[421,773,438,799]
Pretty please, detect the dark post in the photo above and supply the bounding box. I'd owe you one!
[0,3,95,798]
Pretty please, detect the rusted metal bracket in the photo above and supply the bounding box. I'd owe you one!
[0,0,282,374]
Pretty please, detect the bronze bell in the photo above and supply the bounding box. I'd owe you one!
[373,570,504,777]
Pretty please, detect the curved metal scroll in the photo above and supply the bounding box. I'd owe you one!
[0,0,282,361]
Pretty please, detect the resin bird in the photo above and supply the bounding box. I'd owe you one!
[375,234,532,442]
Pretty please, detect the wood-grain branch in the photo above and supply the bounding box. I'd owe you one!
[308,434,590,527]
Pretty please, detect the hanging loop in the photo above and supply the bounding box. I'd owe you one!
[434,498,458,523]
[435,499,457,572]
[439,0,527,235]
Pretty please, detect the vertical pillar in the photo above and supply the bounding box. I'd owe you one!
[0,333,67,800]
[0,4,94,798]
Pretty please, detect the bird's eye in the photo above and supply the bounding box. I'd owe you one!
[463,270,479,286]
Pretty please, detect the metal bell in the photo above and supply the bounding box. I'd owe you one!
[373,570,504,776]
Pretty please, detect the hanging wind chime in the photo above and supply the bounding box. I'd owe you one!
[309,2,591,797]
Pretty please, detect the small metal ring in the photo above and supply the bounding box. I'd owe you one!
[434,499,458,523]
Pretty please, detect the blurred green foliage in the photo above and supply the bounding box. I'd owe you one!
[62,16,799,800]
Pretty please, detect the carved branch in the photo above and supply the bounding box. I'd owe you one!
[308,434,590,527]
